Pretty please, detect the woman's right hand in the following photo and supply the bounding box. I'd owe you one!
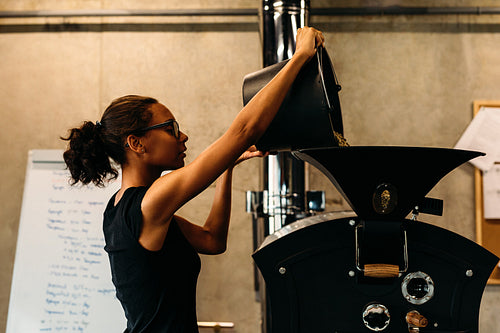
[294,27,325,61]
[233,145,268,166]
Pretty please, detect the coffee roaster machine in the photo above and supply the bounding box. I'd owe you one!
[249,146,498,333]
[244,1,499,332]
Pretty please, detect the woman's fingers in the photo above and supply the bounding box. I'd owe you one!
[295,27,325,58]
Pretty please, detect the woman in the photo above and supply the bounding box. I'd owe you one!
[62,27,324,332]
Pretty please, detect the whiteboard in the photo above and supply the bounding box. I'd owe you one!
[7,150,126,333]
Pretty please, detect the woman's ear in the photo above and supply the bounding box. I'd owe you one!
[126,135,145,153]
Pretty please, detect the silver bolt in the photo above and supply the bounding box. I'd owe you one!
[278,267,286,275]
[348,270,355,277]
[434,322,439,328]
[349,219,356,226]
[466,269,473,277]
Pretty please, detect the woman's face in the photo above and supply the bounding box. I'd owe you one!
[142,103,188,171]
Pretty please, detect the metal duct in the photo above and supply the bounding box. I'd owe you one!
[4,6,500,18]
[310,6,500,16]
[261,0,310,235]
[0,8,258,18]
[254,1,310,332]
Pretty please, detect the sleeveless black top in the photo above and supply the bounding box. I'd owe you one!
[103,187,201,333]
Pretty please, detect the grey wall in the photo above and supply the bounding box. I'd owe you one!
[1,1,500,332]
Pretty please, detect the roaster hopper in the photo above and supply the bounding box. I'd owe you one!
[253,145,498,332]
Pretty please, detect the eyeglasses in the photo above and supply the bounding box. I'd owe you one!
[132,119,180,139]
[125,119,180,147]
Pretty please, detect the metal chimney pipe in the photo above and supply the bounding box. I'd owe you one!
[253,2,310,332]
[262,0,310,66]
[261,0,310,236]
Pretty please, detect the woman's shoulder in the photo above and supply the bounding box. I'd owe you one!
[104,186,149,219]
[122,186,149,199]
[104,186,149,249]
[115,186,148,206]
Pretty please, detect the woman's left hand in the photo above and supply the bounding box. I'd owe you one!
[234,146,268,166]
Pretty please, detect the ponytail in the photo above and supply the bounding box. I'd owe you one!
[62,95,158,186]
[62,120,117,187]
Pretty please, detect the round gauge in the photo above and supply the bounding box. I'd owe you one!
[362,303,390,331]
[402,271,435,305]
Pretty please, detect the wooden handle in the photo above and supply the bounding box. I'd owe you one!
[363,264,399,278]
[197,322,234,328]
[406,311,428,327]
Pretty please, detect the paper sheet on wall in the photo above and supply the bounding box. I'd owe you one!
[6,150,125,333]
[483,165,500,219]
[454,107,500,171]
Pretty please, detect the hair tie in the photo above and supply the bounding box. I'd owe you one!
[95,121,103,129]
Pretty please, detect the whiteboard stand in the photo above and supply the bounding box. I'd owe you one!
[7,150,126,332]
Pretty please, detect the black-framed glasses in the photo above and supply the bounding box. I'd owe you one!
[132,119,180,139]
[125,119,180,147]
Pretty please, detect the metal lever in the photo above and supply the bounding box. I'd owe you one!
[412,197,444,220]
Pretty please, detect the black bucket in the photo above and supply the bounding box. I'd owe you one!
[242,47,344,152]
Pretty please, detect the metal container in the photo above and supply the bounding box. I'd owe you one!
[242,46,344,152]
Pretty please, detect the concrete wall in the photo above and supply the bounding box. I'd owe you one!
[1,1,499,332]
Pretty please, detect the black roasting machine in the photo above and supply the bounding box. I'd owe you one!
[242,47,499,333]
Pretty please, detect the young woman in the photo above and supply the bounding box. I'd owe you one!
[62,27,324,333]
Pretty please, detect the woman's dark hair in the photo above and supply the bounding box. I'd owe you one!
[62,95,158,187]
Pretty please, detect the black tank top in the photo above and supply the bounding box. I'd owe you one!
[103,187,201,333]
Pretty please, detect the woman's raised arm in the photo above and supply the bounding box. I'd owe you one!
[139,27,325,250]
